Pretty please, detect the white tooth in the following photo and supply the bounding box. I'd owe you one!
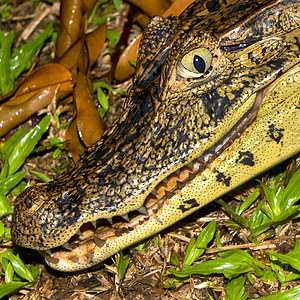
[76,229,82,236]
[107,217,113,224]
[151,189,158,196]
[187,162,193,170]
[137,206,148,215]
[165,190,175,199]
[175,169,180,176]
[91,221,97,228]
[45,250,53,256]
[121,213,130,222]
[62,242,73,251]
[93,237,106,247]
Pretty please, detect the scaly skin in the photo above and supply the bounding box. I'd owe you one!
[12,0,300,271]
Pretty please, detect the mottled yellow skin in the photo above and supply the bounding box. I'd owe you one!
[12,0,300,271]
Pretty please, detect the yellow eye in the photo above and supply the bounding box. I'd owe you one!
[177,48,212,78]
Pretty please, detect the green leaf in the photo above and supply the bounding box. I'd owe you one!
[88,0,109,23]
[114,250,130,280]
[0,30,14,95]
[5,262,14,283]
[169,250,266,279]
[226,276,249,300]
[128,60,136,68]
[3,251,34,282]
[0,5,11,20]
[97,88,109,118]
[235,188,260,215]
[281,168,300,209]
[254,286,300,300]
[259,181,279,218]
[106,29,119,52]
[29,170,51,183]
[10,181,27,196]
[169,257,252,279]
[0,158,9,180]
[170,251,180,267]
[112,0,121,11]
[218,199,249,227]
[0,129,27,158]
[0,24,52,96]
[0,192,13,218]
[270,250,300,273]
[8,115,51,175]
[10,23,53,79]
[0,171,26,194]
[183,221,216,266]
[0,282,27,298]
[131,239,148,251]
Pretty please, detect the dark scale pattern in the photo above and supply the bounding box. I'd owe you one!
[236,151,255,166]
[267,124,284,144]
[11,0,300,271]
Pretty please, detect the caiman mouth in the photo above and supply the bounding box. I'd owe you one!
[40,89,266,270]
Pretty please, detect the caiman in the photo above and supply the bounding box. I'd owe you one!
[12,0,300,272]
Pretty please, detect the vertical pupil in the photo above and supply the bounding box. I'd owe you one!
[193,55,206,73]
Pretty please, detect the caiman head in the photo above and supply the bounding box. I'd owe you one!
[12,0,300,271]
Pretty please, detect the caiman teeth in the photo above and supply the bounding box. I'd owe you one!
[189,173,196,181]
[151,189,158,196]
[46,256,59,264]
[45,249,52,256]
[121,213,130,222]
[177,181,185,189]
[62,242,74,251]
[69,257,80,263]
[93,236,106,247]
[42,90,265,267]
[165,190,176,199]
[137,206,148,215]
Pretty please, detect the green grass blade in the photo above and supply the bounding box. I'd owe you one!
[8,115,51,175]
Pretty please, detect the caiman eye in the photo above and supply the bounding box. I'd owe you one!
[177,47,212,78]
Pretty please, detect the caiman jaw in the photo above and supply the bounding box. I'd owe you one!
[41,89,265,271]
